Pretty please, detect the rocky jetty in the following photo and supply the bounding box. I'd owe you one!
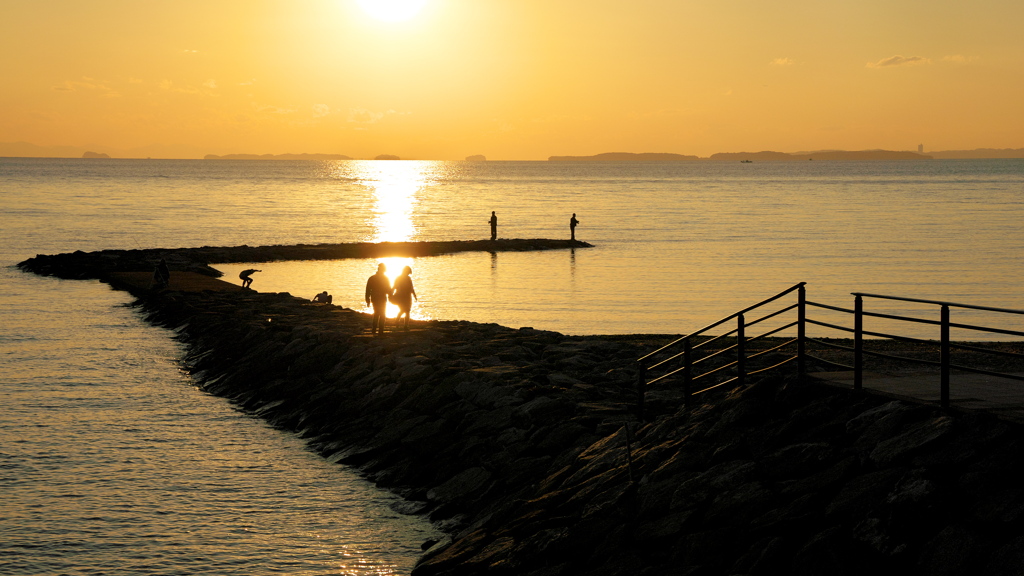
[17,239,593,281]
[98,286,1024,575]
[16,244,1024,575]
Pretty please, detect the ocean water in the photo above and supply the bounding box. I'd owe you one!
[2,157,1024,573]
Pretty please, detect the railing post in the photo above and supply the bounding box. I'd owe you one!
[737,313,745,387]
[854,295,863,391]
[940,305,950,410]
[636,361,647,421]
[797,284,806,376]
[683,338,692,406]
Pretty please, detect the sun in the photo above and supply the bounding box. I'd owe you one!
[357,0,429,23]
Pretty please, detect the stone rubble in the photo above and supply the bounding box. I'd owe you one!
[121,287,1024,576]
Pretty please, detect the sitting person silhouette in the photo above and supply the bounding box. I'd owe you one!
[312,291,333,304]
[390,266,418,331]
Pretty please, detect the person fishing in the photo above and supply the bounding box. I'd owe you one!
[152,258,170,288]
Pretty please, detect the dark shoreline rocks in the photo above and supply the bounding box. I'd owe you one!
[113,287,1024,575]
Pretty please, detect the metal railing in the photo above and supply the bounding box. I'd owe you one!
[637,284,1024,415]
[806,292,1024,409]
[635,283,806,417]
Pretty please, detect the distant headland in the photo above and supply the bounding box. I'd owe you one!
[549,150,941,162]
[4,140,1024,161]
[204,153,352,160]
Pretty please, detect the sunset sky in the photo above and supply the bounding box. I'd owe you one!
[2,0,1022,159]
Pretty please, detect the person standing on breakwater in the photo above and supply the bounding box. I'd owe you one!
[489,211,498,241]
[390,266,418,331]
[152,258,170,288]
[570,213,579,241]
[365,263,392,335]
[239,268,261,289]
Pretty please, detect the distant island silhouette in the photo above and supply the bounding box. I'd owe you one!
[465,154,487,161]
[375,154,401,160]
[550,150,937,162]
[710,150,930,161]
[82,151,111,159]
[3,141,1024,160]
[928,148,1024,159]
[204,153,352,160]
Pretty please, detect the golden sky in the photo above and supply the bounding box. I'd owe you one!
[2,0,1022,159]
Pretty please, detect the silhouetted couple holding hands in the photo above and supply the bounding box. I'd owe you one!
[365,263,418,335]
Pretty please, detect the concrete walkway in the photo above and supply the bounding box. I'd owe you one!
[106,271,243,293]
[810,370,1024,422]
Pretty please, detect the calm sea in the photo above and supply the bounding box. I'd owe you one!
[2,157,1023,573]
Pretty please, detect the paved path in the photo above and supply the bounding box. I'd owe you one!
[107,271,243,293]
[810,370,1024,422]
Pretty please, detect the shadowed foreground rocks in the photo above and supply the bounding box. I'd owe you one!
[116,287,1024,576]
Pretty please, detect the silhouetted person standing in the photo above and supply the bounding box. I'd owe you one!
[570,213,579,241]
[152,258,170,288]
[239,268,261,289]
[391,265,418,331]
[489,211,498,241]
[365,263,392,335]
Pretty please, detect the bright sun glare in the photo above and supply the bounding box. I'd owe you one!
[357,0,428,22]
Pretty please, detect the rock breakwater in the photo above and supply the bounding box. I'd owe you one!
[118,286,1024,576]
[15,241,1024,575]
[18,239,593,281]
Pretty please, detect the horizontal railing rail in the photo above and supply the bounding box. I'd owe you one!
[849,292,1024,408]
[635,283,806,418]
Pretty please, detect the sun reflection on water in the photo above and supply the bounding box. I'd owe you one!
[376,256,419,319]
[326,161,446,323]
[341,160,437,243]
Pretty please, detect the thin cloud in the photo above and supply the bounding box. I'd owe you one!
[158,78,218,96]
[867,55,930,68]
[770,57,794,67]
[51,78,120,97]
[943,54,976,64]
[312,104,331,118]
[348,108,386,124]
[256,104,298,114]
